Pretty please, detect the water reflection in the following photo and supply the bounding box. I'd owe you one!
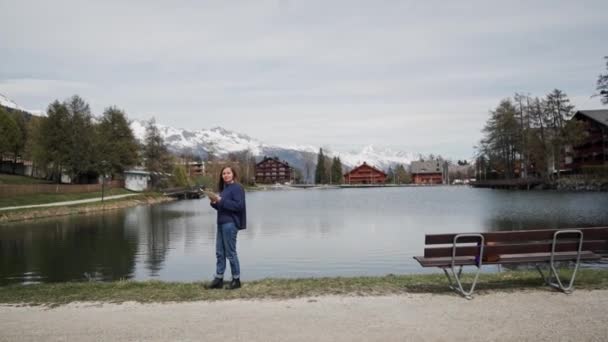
[1,187,608,284]
[0,214,138,285]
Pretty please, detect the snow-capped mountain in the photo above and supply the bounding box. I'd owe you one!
[130,120,264,156]
[129,120,415,174]
[0,93,43,115]
[337,145,417,171]
[2,94,416,174]
[0,93,24,111]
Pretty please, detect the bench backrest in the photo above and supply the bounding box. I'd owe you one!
[423,226,608,258]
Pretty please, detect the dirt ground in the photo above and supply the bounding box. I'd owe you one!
[1,289,607,342]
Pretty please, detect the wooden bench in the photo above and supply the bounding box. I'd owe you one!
[414,227,608,299]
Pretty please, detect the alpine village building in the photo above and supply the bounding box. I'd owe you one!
[343,162,387,184]
[410,160,446,184]
[255,157,295,184]
[564,110,608,171]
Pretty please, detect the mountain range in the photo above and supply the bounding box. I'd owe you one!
[129,120,416,178]
[1,93,417,179]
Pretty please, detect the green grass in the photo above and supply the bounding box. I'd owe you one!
[0,173,52,185]
[0,188,132,208]
[1,269,607,305]
[0,192,167,223]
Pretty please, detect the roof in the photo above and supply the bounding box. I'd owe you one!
[256,156,291,168]
[410,160,444,174]
[343,162,387,177]
[574,110,608,127]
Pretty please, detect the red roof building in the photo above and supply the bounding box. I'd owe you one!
[410,160,446,184]
[343,162,387,184]
[255,157,294,184]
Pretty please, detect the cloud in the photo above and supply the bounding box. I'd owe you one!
[0,0,607,159]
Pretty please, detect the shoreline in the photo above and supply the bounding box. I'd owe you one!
[0,194,175,224]
[1,269,607,305]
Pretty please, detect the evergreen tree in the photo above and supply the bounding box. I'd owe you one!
[394,164,410,184]
[314,148,326,184]
[8,111,27,173]
[96,106,139,177]
[171,164,190,187]
[38,101,71,182]
[0,108,21,165]
[144,118,172,173]
[331,156,343,184]
[64,95,97,182]
[479,99,520,179]
[596,56,608,105]
[544,89,575,176]
[24,116,44,176]
[386,166,395,184]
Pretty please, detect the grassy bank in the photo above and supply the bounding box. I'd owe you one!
[0,174,52,185]
[0,192,173,223]
[0,188,132,208]
[2,269,607,305]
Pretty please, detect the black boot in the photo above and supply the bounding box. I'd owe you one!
[205,277,223,289]
[225,278,241,290]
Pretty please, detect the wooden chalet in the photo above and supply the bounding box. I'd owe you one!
[410,160,445,184]
[343,162,387,184]
[564,110,608,171]
[255,157,294,184]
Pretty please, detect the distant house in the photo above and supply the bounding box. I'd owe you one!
[564,110,608,171]
[410,160,446,184]
[255,157,294,184]
[176,159,205,177]
[124,170,151,192]
[343,162,387,184]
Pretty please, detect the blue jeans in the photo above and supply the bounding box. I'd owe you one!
[215,222,240,279]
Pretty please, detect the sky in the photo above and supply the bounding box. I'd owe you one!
[0,0,606,160]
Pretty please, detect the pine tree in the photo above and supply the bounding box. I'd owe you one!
[386,166,395,184]
[596,56,608,105]
[96,106,139,177]
[144,118,172,173]
[394,164,410,184]
[544,89,575,177]
[38,101,71,182]
[315,148,326,184]
[64,95,97,183]
[0,108,21,163]
[331,156,343,184]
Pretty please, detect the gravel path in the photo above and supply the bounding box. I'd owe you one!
[1,290,607,342]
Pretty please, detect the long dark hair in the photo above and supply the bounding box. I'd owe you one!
[218,166,238,191]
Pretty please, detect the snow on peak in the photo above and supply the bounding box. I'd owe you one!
[333,144,415,170]
[0,93,42,115]
[129,120,417,171]
[0,93,22,110]
[129,120,264,155]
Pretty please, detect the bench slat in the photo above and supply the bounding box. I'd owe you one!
[414,251,601,267]
[425,227,608,245]
[423,240,608,258]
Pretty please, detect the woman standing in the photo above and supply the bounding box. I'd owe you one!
[206,166,247,290]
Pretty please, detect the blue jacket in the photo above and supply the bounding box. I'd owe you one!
[210,183,247,230]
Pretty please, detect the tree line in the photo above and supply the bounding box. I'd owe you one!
[0,95,173,184]
[476,89,582,180]
[476,57,608,180]
[314,148,344,184]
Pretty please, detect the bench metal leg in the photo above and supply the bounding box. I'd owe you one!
[444,233,484,300]
[443,265,480,300]
[536,230,584,294]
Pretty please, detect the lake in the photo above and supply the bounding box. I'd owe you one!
[2,186,608,284]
